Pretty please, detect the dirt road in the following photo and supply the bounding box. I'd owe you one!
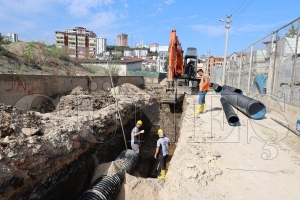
[159,91,300,200]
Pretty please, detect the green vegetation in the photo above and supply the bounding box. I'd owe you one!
[83,64,99,74]
[285,24,297,38]
[0,35,16,59]
[164,55,169,72]
[103,64,121,76]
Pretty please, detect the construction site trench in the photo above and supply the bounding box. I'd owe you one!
[0,83,183,200]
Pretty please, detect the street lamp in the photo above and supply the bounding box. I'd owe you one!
[220,15,231,85]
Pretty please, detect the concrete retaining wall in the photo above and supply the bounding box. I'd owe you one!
[0,74,144,110]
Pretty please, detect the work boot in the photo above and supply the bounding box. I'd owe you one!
[201,104,207,113]
[158,170,166,179]
[194,104,202,114]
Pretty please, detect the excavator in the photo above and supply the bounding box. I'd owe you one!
[161,30,200,104]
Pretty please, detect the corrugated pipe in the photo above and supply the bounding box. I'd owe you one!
[78,150,138,200]
[222,85,243,95]
[220,97,239,126]
[212,83,223,94]
[221,89,266,120]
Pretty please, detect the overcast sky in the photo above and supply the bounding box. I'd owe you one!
[1,0,299,56]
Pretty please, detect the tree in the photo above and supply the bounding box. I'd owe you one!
[163,55,169,72]
[111,54,122,60]
[150,65,157,72]
[285,24,297,38]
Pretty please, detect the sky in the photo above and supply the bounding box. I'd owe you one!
[1,0,300,56]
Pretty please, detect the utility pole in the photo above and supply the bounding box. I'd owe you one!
[206,50,210,74]
[220,15,231,85]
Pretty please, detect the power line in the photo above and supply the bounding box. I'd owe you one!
[230,0,249,16]
[232,0,255,21]
[227,0,242,16]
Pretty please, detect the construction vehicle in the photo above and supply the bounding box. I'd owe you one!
[162,30,200,104]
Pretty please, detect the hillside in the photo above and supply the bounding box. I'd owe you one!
[0,42,95,76]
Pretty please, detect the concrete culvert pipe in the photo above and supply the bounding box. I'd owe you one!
[78,150,138,200]
[222,85,243,95]
[212,83,223,94]
[221,89,266,120]
[220,97,239,126]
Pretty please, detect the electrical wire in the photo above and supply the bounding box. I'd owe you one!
[227,0,243,16]
[232,0,255,21]
[230,0,249,15]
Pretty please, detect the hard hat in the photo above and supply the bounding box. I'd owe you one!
[158,129,163,134]
[137,120,143,125]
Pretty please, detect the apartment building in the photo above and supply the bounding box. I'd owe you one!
[96,37,107,58]
[208,56,224,74]
[55,27,97,60]
[1,32,18,42]
[150,43,159,52]
[117,34,128,46]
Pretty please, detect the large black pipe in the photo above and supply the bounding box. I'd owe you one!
[222,85,243,95]
[220,97,239,126]
[221,89,266,119]
[212,83,223,94]
[78,149,138,200]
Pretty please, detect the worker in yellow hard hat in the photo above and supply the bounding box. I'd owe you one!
[131,120,144,155]
[154,128,171,180]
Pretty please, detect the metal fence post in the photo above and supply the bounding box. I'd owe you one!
[271,31,279,96]
[290,19,300,104]
[266,33,275,95]
[237,52,243,88]
[247,45,254,92]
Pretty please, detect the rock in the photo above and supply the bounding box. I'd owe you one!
[215,167,222,175]
[0,154,3,160]
[197,167,206,175]
[3,136,9,143]
[7,151,15,158]
[200,179,207,186]
[22,128,40,137]
[183,169,198,179]
[207,177,213,181]
[211,152,221,158]
[186,163,195,168]
[204,156,214,164]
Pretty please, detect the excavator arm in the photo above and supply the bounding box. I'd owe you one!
[167,30,184,81]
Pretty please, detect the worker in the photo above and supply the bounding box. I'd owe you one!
[131,120,144,155]
[195,69,210,114]
[154,129,171,179]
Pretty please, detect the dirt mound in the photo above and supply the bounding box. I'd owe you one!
[111,83,146,95]
[0,104,42,138]
[116,173,163,200]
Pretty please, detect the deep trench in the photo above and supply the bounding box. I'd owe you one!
[4,95,184,200]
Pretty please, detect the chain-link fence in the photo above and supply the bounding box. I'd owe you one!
[211,17,300,107]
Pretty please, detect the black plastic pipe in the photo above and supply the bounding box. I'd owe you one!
[220,97,239,126]
[221,89,266,119]
[222,85,243,95]
[212,83,223,94]
[78,149,138,200]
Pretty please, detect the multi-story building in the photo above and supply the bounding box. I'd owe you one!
[1,32,18,42]
[150,43,159,52]
[55,27,97,60]
[208,56,224,74]
[117,34,128,46]
[96,37,107,58]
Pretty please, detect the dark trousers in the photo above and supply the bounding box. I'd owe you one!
[158,154,168,171]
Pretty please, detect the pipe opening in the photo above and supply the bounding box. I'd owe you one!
[212,83,223,94]
[248,102,266,119]
[228,116,239,126]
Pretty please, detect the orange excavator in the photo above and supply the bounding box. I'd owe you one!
[162,30,199,104]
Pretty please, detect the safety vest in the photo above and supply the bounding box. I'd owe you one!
[200,74,210,91]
